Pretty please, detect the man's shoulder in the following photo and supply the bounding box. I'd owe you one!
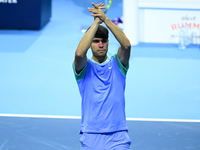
[112,53,129,77]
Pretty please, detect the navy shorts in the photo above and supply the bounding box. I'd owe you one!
[79,131,131,150]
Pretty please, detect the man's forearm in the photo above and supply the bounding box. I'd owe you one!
[75,20,99,57]
[104,17,130,49]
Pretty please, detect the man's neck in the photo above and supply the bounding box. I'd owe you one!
[92,55,108,64]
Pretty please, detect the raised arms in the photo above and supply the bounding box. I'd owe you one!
[88,3,131,66]
[74,3,131,73]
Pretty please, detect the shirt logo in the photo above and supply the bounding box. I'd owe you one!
[108,62,112,69]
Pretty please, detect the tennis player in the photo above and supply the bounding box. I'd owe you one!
[73,3,131,150]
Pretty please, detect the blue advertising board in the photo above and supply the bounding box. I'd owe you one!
[0,0,51,30]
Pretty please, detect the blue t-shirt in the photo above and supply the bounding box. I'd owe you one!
[73,54,129,133]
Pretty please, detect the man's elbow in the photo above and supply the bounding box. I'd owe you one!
[75,49,86,58]
[123,39,131,50]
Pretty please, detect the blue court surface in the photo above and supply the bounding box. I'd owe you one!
[0,0,200,149]
[0,116,200,150]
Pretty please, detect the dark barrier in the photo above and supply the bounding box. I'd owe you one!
[0,0,52,30]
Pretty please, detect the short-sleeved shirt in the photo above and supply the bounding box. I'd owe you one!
[73,54,129,134]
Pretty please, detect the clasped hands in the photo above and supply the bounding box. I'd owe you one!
[88,3,107,24]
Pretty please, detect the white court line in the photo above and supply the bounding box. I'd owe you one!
[126,118,200,123]
[0,114,200,123]
[0,114,81,119]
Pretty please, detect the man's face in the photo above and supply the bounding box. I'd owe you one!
[91,37,109,59]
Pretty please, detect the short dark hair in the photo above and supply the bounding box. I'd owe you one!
[87,25,109,39]
[95,25,109,39]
